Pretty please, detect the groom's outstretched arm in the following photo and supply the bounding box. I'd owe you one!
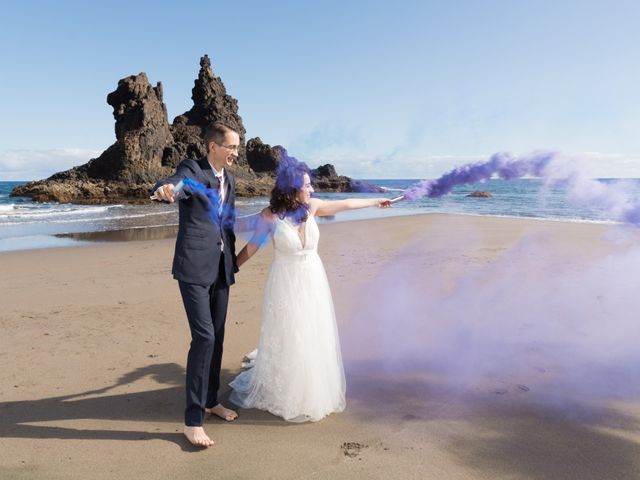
[152,160,198,202]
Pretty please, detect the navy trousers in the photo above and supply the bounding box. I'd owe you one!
[178,254,229,426]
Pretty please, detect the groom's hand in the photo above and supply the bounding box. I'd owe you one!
[153,184,178,203]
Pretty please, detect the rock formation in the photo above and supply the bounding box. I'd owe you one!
[466,191,492,198]
[246,137,282,173]
[311,164,381,193]
[246,140,383,194]
[12,55,381,203]
[165,55,249,170]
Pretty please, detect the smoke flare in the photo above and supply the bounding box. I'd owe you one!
[403,151,640,227]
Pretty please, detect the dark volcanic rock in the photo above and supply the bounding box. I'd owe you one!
[242,141,384,195]
[246,137,284,173]
[349,179,385,193]
[100,73,173,182]
[312,164,350,191]
[12,72,173,203]
[12,56,249,203]
[12,55,378,203]
[312,164,384,193]
[170,54,248,169]
[466,191,492,198]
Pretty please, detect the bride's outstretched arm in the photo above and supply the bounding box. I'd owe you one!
[236,209,274,268]
[310,197,391,217]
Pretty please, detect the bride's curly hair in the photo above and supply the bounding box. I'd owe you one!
[269,153,312,223]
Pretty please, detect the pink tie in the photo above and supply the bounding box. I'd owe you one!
[216,173,225,252]
[216,173,224,214]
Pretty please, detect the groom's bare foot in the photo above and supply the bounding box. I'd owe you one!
[183,425,214,447]
[206,404,238,422]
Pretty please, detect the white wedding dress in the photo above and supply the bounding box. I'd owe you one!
[229,214,346,422]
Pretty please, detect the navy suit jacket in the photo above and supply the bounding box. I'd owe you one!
[154,157,238,286]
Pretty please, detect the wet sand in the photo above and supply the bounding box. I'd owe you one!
[56,225,180,243]
[1,213,639,479]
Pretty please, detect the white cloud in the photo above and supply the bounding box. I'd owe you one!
[303,152,488,179]
[303,150,640,180]
[0,149,101,181]
[575,152,640,178]
[2,148,637,183]
[290,124,367,153]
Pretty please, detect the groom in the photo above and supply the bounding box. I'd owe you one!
[153,122,240,447]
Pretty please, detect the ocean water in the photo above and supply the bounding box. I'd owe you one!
[1,178,637,252]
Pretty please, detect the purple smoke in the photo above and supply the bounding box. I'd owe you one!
[234,154,314,249]
[275,152,311,192]
[273,153,312,225]
[403,151,640,227]
[181,177,233,228]
[340,215,640,423]
[403,151,556,200]
[335,151,640,427]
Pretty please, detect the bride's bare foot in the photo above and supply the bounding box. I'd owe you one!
[183,425,214,447]
[206,404,238,422]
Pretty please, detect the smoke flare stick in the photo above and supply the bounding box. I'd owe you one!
[150,179,185,201]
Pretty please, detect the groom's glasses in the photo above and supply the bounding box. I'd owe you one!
[215,142,240,152]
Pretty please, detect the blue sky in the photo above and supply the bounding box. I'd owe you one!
[1,0,639,180]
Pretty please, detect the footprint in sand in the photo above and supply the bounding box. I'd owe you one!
[402,414,420,421]
[341,442,368,458]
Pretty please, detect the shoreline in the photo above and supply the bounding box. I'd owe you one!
[0,209,628,254]
[3,177,636,253]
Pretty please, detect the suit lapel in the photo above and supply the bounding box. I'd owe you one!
[197,157,217,189]
[199,157,233,215]
[222,171,233,205]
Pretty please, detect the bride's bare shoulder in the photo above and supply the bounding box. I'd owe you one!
[260,207,277,223]
[308,198,322,215]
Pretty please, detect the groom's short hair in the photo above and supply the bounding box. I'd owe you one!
[204,122,238,151]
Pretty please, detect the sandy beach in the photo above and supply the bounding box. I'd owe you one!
[2,213,640,480]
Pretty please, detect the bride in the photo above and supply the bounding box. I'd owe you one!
[229,156,391,422]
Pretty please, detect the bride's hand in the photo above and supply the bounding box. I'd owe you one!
[376,198,392,209]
